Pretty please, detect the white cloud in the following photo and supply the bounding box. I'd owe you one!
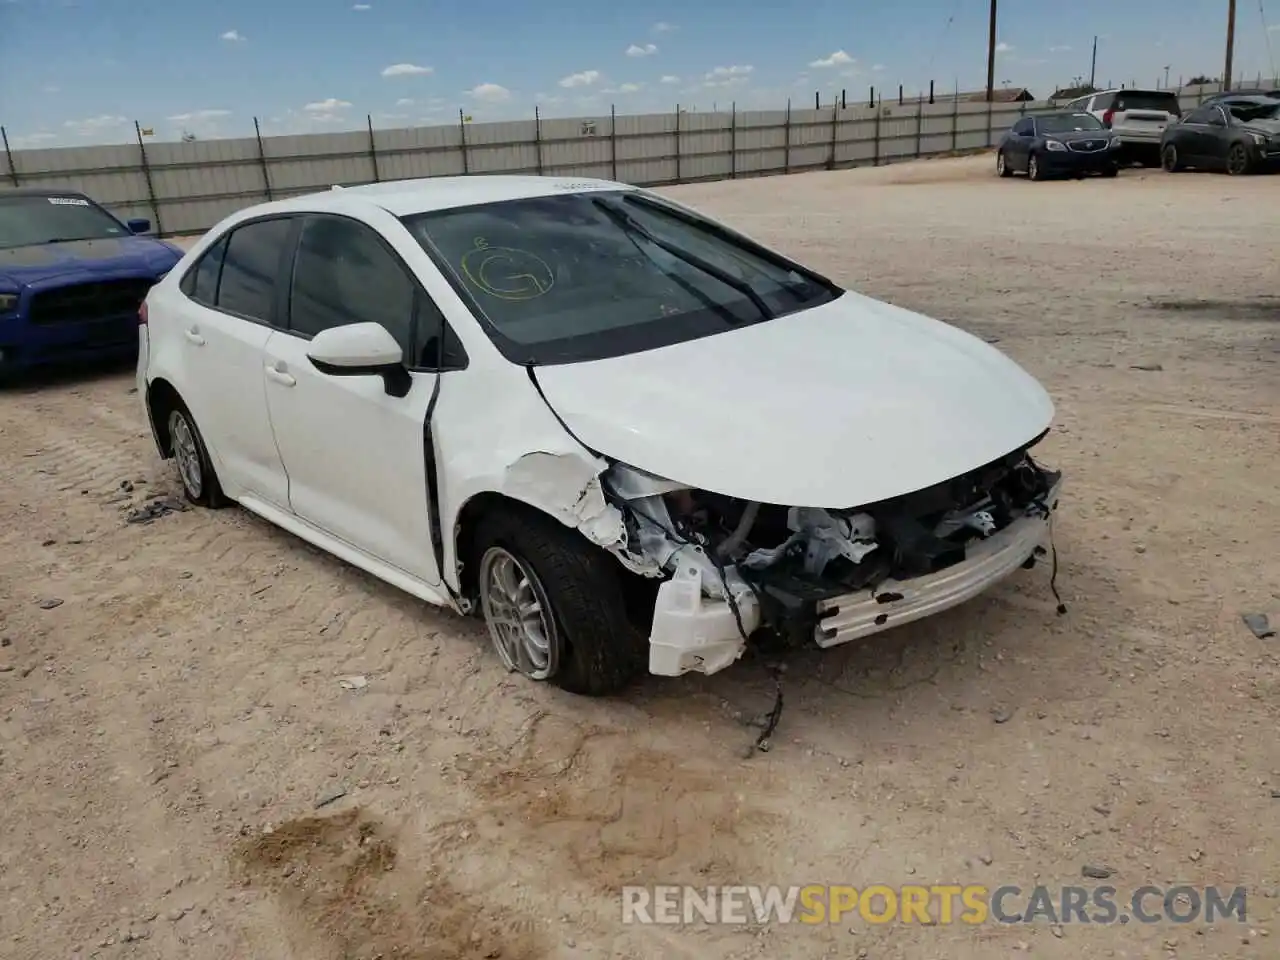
[1268,22,1280,31]
[1048,44,1072,53]
[381,62,432,77]
[872,63,885,72]
[42,84,59,94]
[559,69,601,88]
[810,50,854,68]
[303,98,352,113]
[995,42,1012,53]
[660,75,680,84]
[220,29,245,42]
[395,97,414,106]
[167,109,232,122]
[63,114,129,137]
[627,43,658,57]
[603,82,644,95]
[652,21,676,33]
[469,82,511,102]
[704,65,753,88]
[353,3,371,8]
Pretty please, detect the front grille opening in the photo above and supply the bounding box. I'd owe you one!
[28,278,154,325]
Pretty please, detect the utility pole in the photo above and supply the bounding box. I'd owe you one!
[1089,36,1098,88]
[985,0,998,101]
[1224,0,1237,90]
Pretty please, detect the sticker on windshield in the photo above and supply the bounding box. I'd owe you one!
[460,237,555,301]
[47,197,90,206]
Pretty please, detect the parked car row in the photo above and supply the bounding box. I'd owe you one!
[996,88,1280,180]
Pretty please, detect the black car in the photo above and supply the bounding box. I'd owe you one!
[1161,96,1280,174]
[1198,89,1280,105]
[996,112,1122,180]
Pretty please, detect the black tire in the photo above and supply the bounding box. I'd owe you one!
[166,401,227,508]
[1161,144,1182,172]
[473,506,646,696]
[1226,142,1252,176]
[1028,152,1045,181]
[1101,164,1119,178]
[996,151,1013,178]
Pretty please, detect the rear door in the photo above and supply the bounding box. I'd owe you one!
[173,216,295,507]
[1111,90,1182,142]
[1171,106,1214,163]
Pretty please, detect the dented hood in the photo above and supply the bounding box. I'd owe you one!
[533,291,1055,508]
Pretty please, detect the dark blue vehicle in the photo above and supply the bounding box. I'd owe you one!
[995,112,1122,181]
[0,188,182,376]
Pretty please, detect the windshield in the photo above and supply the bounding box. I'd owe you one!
[401,190,839,365]
[1229,100,1280,122]
[0,194,129,250]
[1038,113,1105,133]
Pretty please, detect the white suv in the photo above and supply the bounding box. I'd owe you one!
[1062,88,1183,164]
[137,176,1064,695]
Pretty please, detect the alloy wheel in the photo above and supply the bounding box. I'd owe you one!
[478,545,558,681]
[168,410,203,500]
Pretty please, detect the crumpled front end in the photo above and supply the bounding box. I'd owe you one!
[602,441,1064,677]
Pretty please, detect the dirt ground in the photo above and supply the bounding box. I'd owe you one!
[1,154,1278,960]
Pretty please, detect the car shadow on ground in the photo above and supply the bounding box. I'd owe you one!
[0,355,137,393]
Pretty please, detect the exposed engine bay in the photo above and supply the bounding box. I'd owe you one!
[603,436,1063,668]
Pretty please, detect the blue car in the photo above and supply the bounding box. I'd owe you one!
[0,188,183,376]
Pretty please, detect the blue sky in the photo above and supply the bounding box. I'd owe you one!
[1,0,1277,148]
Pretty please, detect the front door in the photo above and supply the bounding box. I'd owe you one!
[261,213,441,584]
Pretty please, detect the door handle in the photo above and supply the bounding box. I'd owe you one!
[184,328,206,346]
[265,364,296,387]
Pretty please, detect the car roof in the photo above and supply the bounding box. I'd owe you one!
[0,187,92,200]
[281,175,633,218]
[1214,94,1280,104]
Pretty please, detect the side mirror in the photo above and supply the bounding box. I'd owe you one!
[306,322,411,398]
[126,218,152,235]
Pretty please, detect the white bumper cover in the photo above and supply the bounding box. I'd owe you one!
[647,477,1064,677]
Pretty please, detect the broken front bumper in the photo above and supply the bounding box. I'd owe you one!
[647,476,1064,677]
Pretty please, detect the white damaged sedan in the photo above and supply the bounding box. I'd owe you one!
[138,175,1063,695]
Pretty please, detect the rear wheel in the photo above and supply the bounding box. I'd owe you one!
[1226,142,1252,176]
[996,151,1012,178]
[1161,144,1183,172]
[167,404,226,508]
[473,506,647,696]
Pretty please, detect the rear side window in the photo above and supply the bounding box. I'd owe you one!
[180,235,228,307]
[1114,91,1181,115]
[217,218,294,322]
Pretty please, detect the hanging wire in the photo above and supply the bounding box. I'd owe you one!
[926,0,965,73]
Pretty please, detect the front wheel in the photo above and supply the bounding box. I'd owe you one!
[1162,144,1183,172]
[167,404,226,508]
[1028,153,1045,181]
[1101,163,1119,178]
[996,151,1012,178]
[1226,142,1252,176]
[473,506,647,696]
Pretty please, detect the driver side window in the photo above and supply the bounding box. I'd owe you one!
[288,216,416,359]
[1209,107,1228,126]
[1012,118,1035,136]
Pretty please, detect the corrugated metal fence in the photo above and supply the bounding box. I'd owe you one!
[0,84,1263,238]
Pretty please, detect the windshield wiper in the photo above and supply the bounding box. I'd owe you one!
[591,197,774,321]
